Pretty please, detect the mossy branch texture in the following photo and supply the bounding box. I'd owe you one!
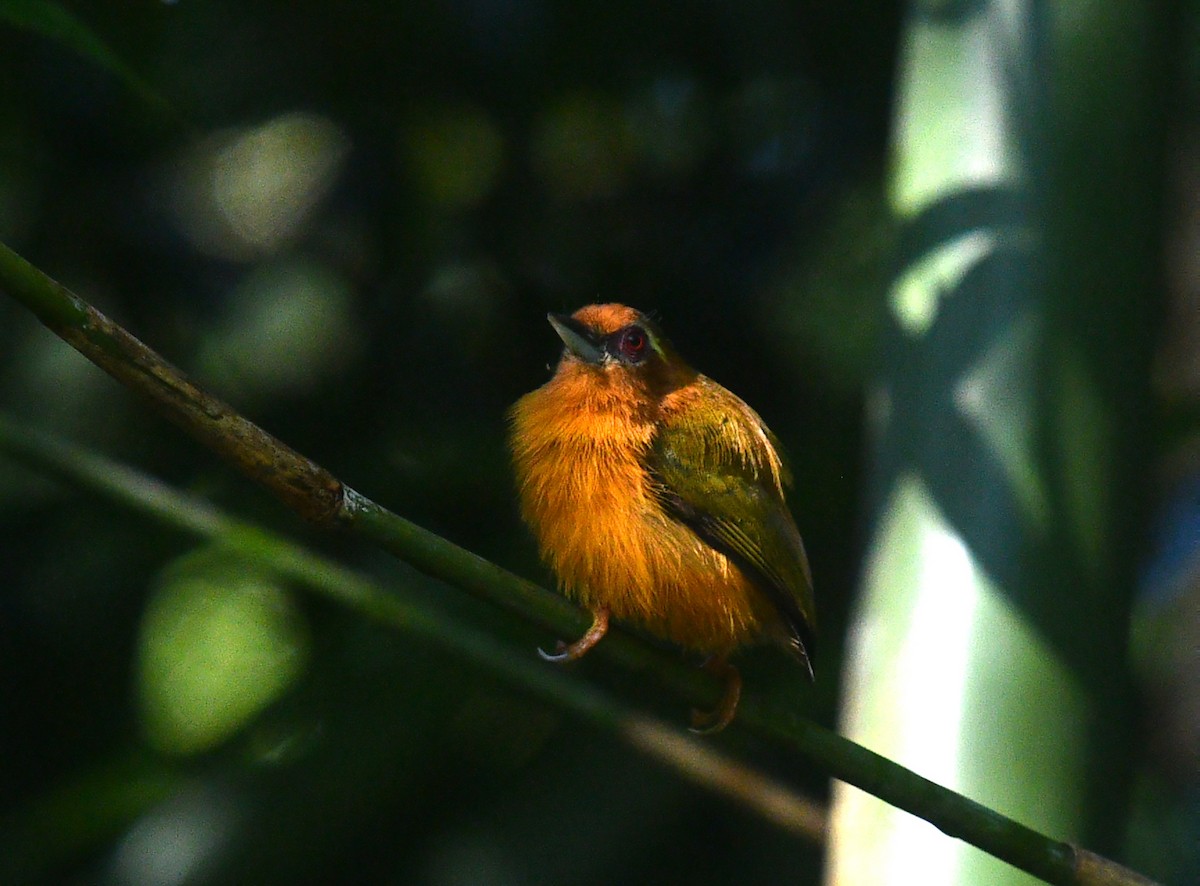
[0,240,1158,886]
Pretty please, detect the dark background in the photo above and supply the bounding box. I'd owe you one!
[0,2,1195,884]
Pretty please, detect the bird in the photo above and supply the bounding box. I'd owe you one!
[508,303,815,732]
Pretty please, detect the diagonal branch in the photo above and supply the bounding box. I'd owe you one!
[0,414,827,843]
[0,240,1159,886]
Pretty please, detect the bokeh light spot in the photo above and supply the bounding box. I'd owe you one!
[531,93,632,200]
[170,112,349,260]
[404,105,505,211]
[137,554,309,756]
[198,257,361,402]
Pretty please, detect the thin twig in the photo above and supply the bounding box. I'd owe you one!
[0,415,826,843]
[0,240,1159,886]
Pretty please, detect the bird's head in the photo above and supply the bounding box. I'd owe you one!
[546,304,695,396]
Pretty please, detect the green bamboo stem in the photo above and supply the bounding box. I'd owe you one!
[0,415,826,843]
[0,240,1157,886]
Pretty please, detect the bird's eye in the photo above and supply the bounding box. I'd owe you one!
[616,326,649,362]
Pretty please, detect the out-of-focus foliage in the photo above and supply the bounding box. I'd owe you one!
[833,4,1185,885]
[0,1,1195,884]
[0,4,898,883]
[137,549,309,757]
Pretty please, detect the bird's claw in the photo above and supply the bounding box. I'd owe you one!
[536,607,610,664]
[688,706,733,735]
[537,642,571,663]
[687,656,742,735]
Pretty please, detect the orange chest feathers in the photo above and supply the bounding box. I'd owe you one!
[509,369,778,653]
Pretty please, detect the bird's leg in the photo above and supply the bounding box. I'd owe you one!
[538,606,610,663]
[688,654,742,734]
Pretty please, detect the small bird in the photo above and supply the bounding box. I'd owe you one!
[509,304,815,732]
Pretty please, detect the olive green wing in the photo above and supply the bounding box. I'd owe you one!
[650,386,816,675]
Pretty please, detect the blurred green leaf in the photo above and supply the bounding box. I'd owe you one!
[0,0,172,115]
[404,104,506,211]
[137,548,310,756]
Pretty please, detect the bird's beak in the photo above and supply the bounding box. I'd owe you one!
[547,313,605,364]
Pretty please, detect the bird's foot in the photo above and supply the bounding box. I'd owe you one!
[538,607,610,663]
[688,655,742,734]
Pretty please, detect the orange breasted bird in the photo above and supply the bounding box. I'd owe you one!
[509,304,816,732]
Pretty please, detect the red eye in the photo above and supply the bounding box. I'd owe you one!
[617,326,648,362]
